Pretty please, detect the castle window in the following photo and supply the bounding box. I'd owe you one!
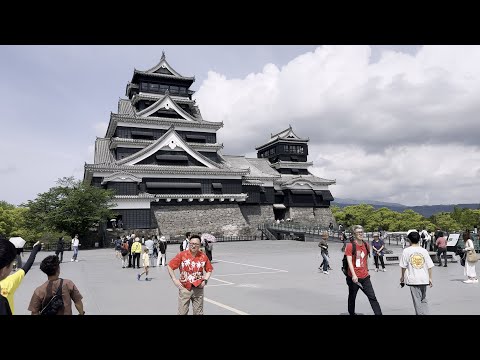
[212,183,223,190]
[155,154,189,163]
[160,84,169,93]
[131,131,154,139]
[170,86,179,94]
[186,134,206,143]
[149,83,159,92]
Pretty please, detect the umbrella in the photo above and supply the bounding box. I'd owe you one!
[201,233,216,243]
[9,237,26,249]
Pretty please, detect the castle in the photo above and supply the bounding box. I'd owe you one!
[84,53,336,238]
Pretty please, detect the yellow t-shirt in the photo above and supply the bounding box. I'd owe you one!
[0,269,25,314]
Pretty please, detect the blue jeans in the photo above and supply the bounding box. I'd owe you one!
[321,253,329,271]
[72,246,79,260]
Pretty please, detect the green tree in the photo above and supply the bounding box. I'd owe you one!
[341,204,375,230]
[332,204,436,232]
[450,207,480,230]
[23,177,116,236]
[0,207,17,237]
[431,212,461,232]
[0,201,15,210]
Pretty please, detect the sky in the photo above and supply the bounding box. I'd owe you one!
[1,45,479,207]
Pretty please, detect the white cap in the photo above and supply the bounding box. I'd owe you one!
[406,229,418,237]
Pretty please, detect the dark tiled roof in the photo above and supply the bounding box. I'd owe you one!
[255,126,309,150]
[110,137,223,151]
[118,99,136,116]
[245,158,282,176]
[132,93,194,105]
[106,114,223,138]
[270,161,313,169]
[275,174,336,186]
[222,156,280,179]
[94,138,115,164]
[115,193,248,200]
[255,136,309,150]
[136,93,202,121]
[133,69,195,81]
[85,163,249,176]
[114,127,222,169]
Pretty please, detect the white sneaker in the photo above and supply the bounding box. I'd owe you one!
[375,269,378,272]
[323,271,329,275]
[463,279,474,284]
[382,268,387,272]
[71,259,74,262]
[474,279,479,283]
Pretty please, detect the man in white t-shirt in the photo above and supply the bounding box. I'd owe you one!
[71,234,80,262]
[399,229,434,315]
[181,232,190,252]
[420,228,431,249]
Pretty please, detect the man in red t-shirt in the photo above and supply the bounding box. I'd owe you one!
[345,225,382,315]
[168,234,213,315]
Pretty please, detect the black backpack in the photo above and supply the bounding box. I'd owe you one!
[341,241,369,277]
[40,279,64,315]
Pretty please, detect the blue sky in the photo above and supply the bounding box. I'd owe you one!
[1,45,478,207]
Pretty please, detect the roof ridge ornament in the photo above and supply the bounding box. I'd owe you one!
[161,50,166,60]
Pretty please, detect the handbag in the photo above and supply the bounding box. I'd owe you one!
[466,250,478,263]
[460,255,466,267]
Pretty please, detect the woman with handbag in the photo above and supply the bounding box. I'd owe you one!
[462,231,478,284]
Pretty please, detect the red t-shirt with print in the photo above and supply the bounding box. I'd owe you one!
[345,241,369,279]
[168,250,213,290]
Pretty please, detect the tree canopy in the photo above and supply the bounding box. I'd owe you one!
[23,177,116,237]
[332,204,479,232]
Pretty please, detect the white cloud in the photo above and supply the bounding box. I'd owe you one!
[2,45,479,207]
[195,45,480,205]
[93,122,108,137]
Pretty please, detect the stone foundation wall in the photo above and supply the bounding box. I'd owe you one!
[288,207,316,222]
[313,207,335,228]
[153,204,250,239]
[287,207,335,227]
[240,204,275,235]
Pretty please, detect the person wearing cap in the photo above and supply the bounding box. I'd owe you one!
[157,236,167,267]
[399,229,434,315]
[131,237,142,269]
[372,232,386,272]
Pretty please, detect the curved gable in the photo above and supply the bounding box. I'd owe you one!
[101,172,142,184]
[116,127,220,169]
[136,94,196,121]
[144,52,184,77]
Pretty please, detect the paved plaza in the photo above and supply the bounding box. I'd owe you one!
[12,240,479,315]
